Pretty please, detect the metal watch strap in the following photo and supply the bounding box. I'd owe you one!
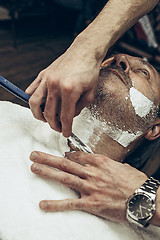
[140,177,160,195]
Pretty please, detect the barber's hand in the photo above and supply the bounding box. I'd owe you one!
[30,151,147,223]
[25,42,101,137]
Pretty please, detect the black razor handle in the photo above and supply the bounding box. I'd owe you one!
[0,75,45,111]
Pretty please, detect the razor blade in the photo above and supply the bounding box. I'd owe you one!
[0,75,93,154]
[68,133,93,154]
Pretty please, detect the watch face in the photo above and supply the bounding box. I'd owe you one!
[128,193,155,220]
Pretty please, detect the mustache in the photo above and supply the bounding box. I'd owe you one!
[92,65,133,105]
[100,65,133,88]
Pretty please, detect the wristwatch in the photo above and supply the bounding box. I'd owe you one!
[126,177,160,227]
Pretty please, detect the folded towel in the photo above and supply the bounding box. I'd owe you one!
[0,101,159,240]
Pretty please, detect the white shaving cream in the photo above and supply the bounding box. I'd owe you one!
[72,108,142,148]
[65,88,155,149]
[129,87,155,118]
[72,108,99,145]
[102,124,142,148]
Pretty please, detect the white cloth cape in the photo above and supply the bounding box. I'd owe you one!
[0,101,159,240]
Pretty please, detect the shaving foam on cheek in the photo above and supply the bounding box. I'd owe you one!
[129,87,155,117]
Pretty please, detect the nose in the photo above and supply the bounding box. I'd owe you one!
[114,55,131,74]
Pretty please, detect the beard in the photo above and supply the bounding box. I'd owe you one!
[88,66,158,136]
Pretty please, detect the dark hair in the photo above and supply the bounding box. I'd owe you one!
[158,106,160,118]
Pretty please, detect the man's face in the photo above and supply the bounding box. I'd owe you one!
[89,54,160,147]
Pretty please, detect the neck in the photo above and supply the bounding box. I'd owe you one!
[72,108,139,162]
[87,125,133,162]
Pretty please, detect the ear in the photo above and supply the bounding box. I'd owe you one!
[144,119,160,141]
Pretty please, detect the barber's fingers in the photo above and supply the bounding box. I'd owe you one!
[28,80,47,122]
[39,199,87,212]
[75,90,95,116]
[60,84,82,138]
[31,163,88,191]
[65,151,90,165]
[30,151,87,178]
[65,151,101,167]
[25,74,43,95]
[43,84,61,132]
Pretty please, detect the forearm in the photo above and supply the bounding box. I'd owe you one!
[73,0,158,63]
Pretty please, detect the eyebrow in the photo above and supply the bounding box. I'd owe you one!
[137,59,151,68]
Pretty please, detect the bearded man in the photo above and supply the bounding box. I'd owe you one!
[30,54,160,228]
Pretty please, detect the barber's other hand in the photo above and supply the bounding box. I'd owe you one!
[25,41,100,137]
[30,151,147,223]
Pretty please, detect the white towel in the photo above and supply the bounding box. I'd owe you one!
[0,101,159,240]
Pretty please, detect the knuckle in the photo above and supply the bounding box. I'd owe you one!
[87,170,99,180]
[62,176,71,184]
[60,159,68,171]
[87,183,98,192]
[29,97,37,108]
[39,69,46,76]
[62,83,74,95]
[78,180,86,190]
[39,67,52,79]
[36,69,47,82]
[94,155,107,166]
[48,77,60,89]
[37,71,43,80]
[67,201,74,209]
[43,109,52,121]
[92,200,103,209]
[42,155,50,164]
[124,163,130,167]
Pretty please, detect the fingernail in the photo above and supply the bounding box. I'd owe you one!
[32,163,40,172]
[40,201,48,210]
[30,152,38,161]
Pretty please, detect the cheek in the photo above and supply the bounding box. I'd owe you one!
[103,78,129,101]
[129,73,155,102]
[129,87,156,119]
